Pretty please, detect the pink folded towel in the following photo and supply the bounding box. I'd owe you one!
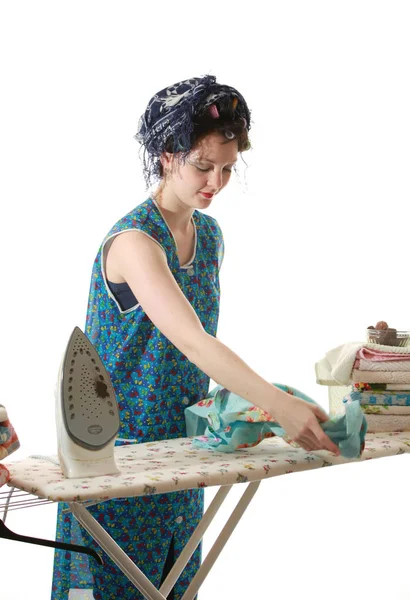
[366,414,410,433]
[354,348,410,371]
[352,370,410,384]
[357,348,410,362]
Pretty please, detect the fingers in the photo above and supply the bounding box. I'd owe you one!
[289,431,321,453]
[294,433,340,455]
[319,434,340,455]
[296,436,320,453]
[310,420,340,454]
[293,419,340,456]
[286,399,340,455]
[309,407,340,455]
[312,405,329,423]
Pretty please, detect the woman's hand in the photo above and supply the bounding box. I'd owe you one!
[275,392,341,455]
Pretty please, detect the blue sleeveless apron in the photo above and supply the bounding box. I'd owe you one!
[51,197,224,599]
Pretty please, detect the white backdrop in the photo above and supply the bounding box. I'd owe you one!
[1,1,409,598]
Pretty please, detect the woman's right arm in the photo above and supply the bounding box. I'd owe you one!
[106,231,340,455]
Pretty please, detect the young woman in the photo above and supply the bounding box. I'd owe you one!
[52,74,340,600]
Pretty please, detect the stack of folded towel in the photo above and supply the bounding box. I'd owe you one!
[345,346,410,432]
[0,404,20,488]
[315,339,410,433]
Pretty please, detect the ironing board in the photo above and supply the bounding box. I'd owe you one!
[4,432,410,600]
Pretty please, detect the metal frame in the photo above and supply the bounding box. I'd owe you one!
[68,480,260,600]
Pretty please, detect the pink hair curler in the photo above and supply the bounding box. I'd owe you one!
[208,104,220,119]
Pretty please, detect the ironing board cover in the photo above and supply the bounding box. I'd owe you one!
[5,432,410,502]
[52,198,224,600]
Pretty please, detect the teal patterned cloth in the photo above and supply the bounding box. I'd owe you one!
[185,383,367,459]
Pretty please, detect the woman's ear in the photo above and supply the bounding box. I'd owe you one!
[160,151,173,169]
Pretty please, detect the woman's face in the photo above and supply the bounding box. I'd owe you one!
[160,132,238,209]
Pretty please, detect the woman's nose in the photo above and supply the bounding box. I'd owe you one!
[207,169,223,191]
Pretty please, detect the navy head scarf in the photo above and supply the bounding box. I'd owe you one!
[135,74,252,188]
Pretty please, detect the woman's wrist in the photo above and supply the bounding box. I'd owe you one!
[264,384,289,419]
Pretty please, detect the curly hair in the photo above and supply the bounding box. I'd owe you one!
[136,89,251,189]
[160,102,250,176]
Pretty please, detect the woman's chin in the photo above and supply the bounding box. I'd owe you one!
[197,192,214,204]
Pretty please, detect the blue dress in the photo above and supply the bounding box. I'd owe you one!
[51,197,224,599]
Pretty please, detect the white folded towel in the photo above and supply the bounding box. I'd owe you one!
[385,384,410,390]
[352,370,410,384]
[315,342,363,385]
[315,341,410,386]
[365,414,410,433]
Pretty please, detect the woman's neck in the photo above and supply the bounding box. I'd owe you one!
[152,186,194,234]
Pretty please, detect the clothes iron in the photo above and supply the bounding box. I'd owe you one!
[56,326,120,478]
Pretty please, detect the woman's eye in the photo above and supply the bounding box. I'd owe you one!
[195,166,232,173]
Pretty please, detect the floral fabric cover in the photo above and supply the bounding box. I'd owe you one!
[4,432,410,503]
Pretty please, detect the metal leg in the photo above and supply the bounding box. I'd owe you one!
[159,485,232,597]
[68,502,167,600]
[181,481,261,600]
[68,480,260,600]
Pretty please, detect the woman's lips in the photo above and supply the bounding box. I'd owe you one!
[200,192,214,198]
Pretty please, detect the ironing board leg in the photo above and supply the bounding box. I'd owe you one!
[159,484,232,596]
[180,480,261,600]
[68,480,260,599]
[68,502,167,600]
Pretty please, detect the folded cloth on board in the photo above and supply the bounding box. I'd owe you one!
[315,342,363,385]
[0,464,10,487]
[354,382,410,392]
[0,405,20,461]
[352,370,410,384]
[354,359,410,372]
[0,405,19,488]
[356,348,410,362]
[365,414,410,433]
[361,405,410,415]
[185,383,367,459]
[343,390,410,407]
[316,342,410,386]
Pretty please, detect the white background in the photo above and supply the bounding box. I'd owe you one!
[1,1,409,598]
